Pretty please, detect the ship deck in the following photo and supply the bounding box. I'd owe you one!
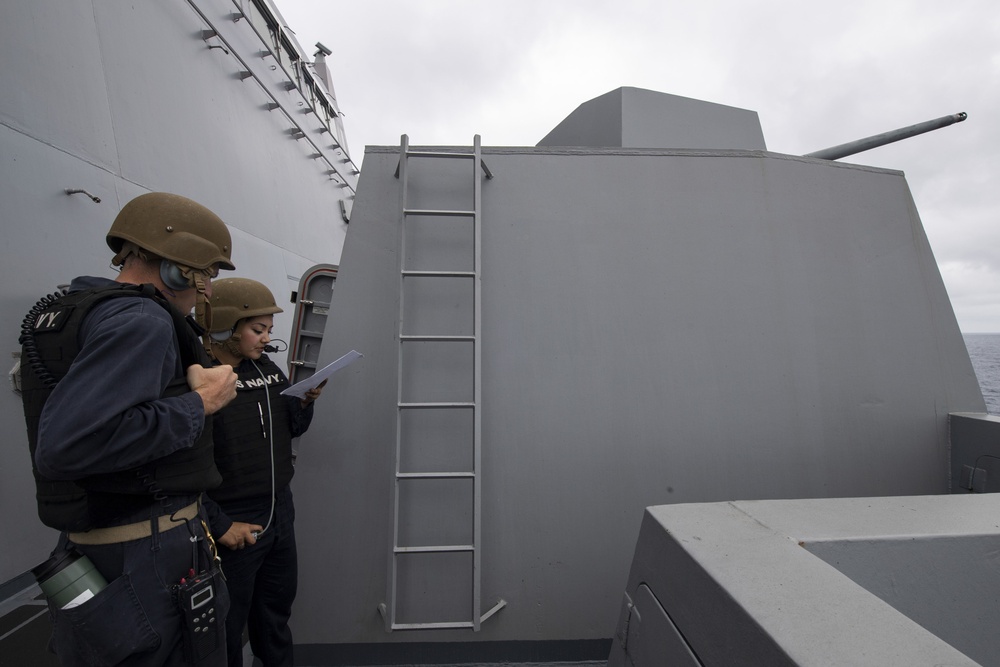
[0,574,606,667]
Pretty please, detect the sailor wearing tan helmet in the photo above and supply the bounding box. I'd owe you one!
[21,191,239,666]
[199,277,324,667]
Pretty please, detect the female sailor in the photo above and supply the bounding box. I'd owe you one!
[201,278,324,667]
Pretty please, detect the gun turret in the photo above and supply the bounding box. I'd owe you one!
[804,112,967,161]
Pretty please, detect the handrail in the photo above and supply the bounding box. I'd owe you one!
[182,0,359,193]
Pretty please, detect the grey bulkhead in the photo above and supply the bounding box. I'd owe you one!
[0,0,354,584]
[291,89,983,645]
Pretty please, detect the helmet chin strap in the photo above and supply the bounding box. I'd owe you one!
[186,269,214,358]
[222,333,243,359]
[208,333,245,361]
[196,301,214,359]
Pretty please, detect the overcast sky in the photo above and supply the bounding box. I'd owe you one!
[276,0,1000,331]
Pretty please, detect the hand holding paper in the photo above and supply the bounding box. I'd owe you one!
[281,349,363,399]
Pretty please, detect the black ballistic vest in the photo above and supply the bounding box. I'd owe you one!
[20,283,221,531]
[207,356,294,505]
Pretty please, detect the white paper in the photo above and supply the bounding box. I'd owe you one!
[280,349,363,398]
[62,589,96,609]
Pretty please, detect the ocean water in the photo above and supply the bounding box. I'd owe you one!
[963,333,1000,414]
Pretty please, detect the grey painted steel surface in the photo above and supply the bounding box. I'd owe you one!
[0,0,355,582]
[537,87,766,150]
[610,496,999,665]
[949,412,1000,493]
[291,134,984,648]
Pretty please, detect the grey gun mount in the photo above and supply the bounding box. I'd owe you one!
[805,112,967,161]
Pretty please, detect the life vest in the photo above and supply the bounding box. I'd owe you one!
[19,283,221,531]
[207,356,294,505]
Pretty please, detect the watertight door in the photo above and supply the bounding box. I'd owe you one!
[378,135,504,631]
[287,264,338,387]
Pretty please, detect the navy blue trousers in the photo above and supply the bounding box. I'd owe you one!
[48,501,229,667]
[220,486,297,667]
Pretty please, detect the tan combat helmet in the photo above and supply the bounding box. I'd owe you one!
[107,192,235,271]
[208,278,283,334]
[204,278,283,360]
[108,192,234,341]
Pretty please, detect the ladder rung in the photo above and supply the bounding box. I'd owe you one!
[378,602,507,633]
[399,402,475,409]
[395,545,474,553]
[404,208,475,217]
[402,270,476,278]
[393,146,492,180]
[392,621,476,631]
[406,150,476,159]
[401,335,474,342]
[397,471,474,479]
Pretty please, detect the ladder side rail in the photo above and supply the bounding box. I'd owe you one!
[472,134,484,630]
[386,133,411,631]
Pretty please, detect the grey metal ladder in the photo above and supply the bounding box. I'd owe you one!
[378,135,504,631]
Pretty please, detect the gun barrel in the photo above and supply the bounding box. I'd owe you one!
[804,112,967,161]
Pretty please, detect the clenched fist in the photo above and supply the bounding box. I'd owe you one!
[186,364,237,414]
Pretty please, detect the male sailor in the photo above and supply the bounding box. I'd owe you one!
[20,192,239,666]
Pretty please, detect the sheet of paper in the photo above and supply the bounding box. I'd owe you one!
[280,349,363,398]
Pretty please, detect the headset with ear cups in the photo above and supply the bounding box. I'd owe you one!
[159,260,192,291]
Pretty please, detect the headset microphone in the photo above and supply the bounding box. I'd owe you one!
[263,339,287,353]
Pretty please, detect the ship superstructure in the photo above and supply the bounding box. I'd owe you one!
[1,0,355,603]
[285,88,992,664]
